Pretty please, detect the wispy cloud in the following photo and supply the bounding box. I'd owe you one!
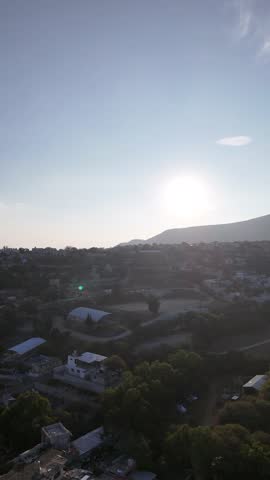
[233,0,270,57]
[259,39,270,57]
[216,136,252,146]
[239,1,252,37]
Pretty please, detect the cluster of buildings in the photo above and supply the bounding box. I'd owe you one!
[0,335,122,406]
[1,421,157,480]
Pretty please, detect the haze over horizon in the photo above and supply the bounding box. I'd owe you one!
[2,0,270,248]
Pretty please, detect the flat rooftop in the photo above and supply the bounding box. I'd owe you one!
[78,352,107,364]
[43,422,71,438]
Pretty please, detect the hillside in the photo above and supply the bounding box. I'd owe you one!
[124,214,270,245]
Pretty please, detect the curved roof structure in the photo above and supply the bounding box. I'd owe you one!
[68,307,111,323]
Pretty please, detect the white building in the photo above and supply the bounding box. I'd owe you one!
[67,351,107,379]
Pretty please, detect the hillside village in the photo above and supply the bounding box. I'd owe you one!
[2,243,270,478]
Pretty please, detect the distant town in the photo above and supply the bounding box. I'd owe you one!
[2,242,270,479]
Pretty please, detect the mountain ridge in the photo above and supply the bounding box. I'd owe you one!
[121,214,270,245]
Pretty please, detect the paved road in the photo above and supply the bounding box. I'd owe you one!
[238,337,270,352]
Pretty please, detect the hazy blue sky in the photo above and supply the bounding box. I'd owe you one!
[1,0,270,247]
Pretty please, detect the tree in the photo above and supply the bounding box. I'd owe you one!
[105,355,127,371]
[147,296,160,315]
[0,391,55,452]
[260,380,270,401]
[85,313,93,327]
[124,432,153,470]
[219,400,260,432]
[164,424,191,473]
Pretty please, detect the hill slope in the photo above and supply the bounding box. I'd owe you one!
[124,214,270,245]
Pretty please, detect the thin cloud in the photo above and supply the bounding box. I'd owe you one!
[233,0,270,57]
[259,39,270,57]
[216,136,252,146]
[239,1,252,37]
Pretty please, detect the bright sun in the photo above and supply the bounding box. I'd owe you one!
[162,175,209,218]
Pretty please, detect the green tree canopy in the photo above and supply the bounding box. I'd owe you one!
[0,391,55,452]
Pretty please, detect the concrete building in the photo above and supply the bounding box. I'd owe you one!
[53,351,121,393]
[42,423,72,450]
[67,351,107,379]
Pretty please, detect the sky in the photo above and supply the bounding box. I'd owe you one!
[1,0,270,248]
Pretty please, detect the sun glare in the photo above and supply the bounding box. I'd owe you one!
[162,175,210,218]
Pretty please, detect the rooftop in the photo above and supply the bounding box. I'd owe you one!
[69,307,111,323]
[43,422,72,439]
[72,426,104,457]
[243,374,268,391]
[8,337,46,355]
[78,352,107,364]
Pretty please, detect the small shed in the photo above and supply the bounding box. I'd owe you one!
[242,375,268,394]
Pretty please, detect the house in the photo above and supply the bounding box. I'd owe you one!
[67,351,107,379]
[53,351,122,393]
[72,426,104,458]
[8,337,46,358]
[53,350,122,393]
[68,307,111,323]
[242,375,268,394]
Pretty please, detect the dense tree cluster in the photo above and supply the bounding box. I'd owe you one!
[103,350,203,469]
[163,423,270,479]
[0,391,55,453]
[218,381,270,434]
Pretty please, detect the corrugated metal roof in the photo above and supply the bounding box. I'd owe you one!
[72,427,104,456]
[68,307,111,323]
[9,337,46,355]
[243,374,268,391]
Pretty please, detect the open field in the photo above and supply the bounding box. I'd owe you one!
[110,298,210,315]
[136,332,192,352]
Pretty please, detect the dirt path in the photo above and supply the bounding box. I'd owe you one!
[54,315,131,343]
